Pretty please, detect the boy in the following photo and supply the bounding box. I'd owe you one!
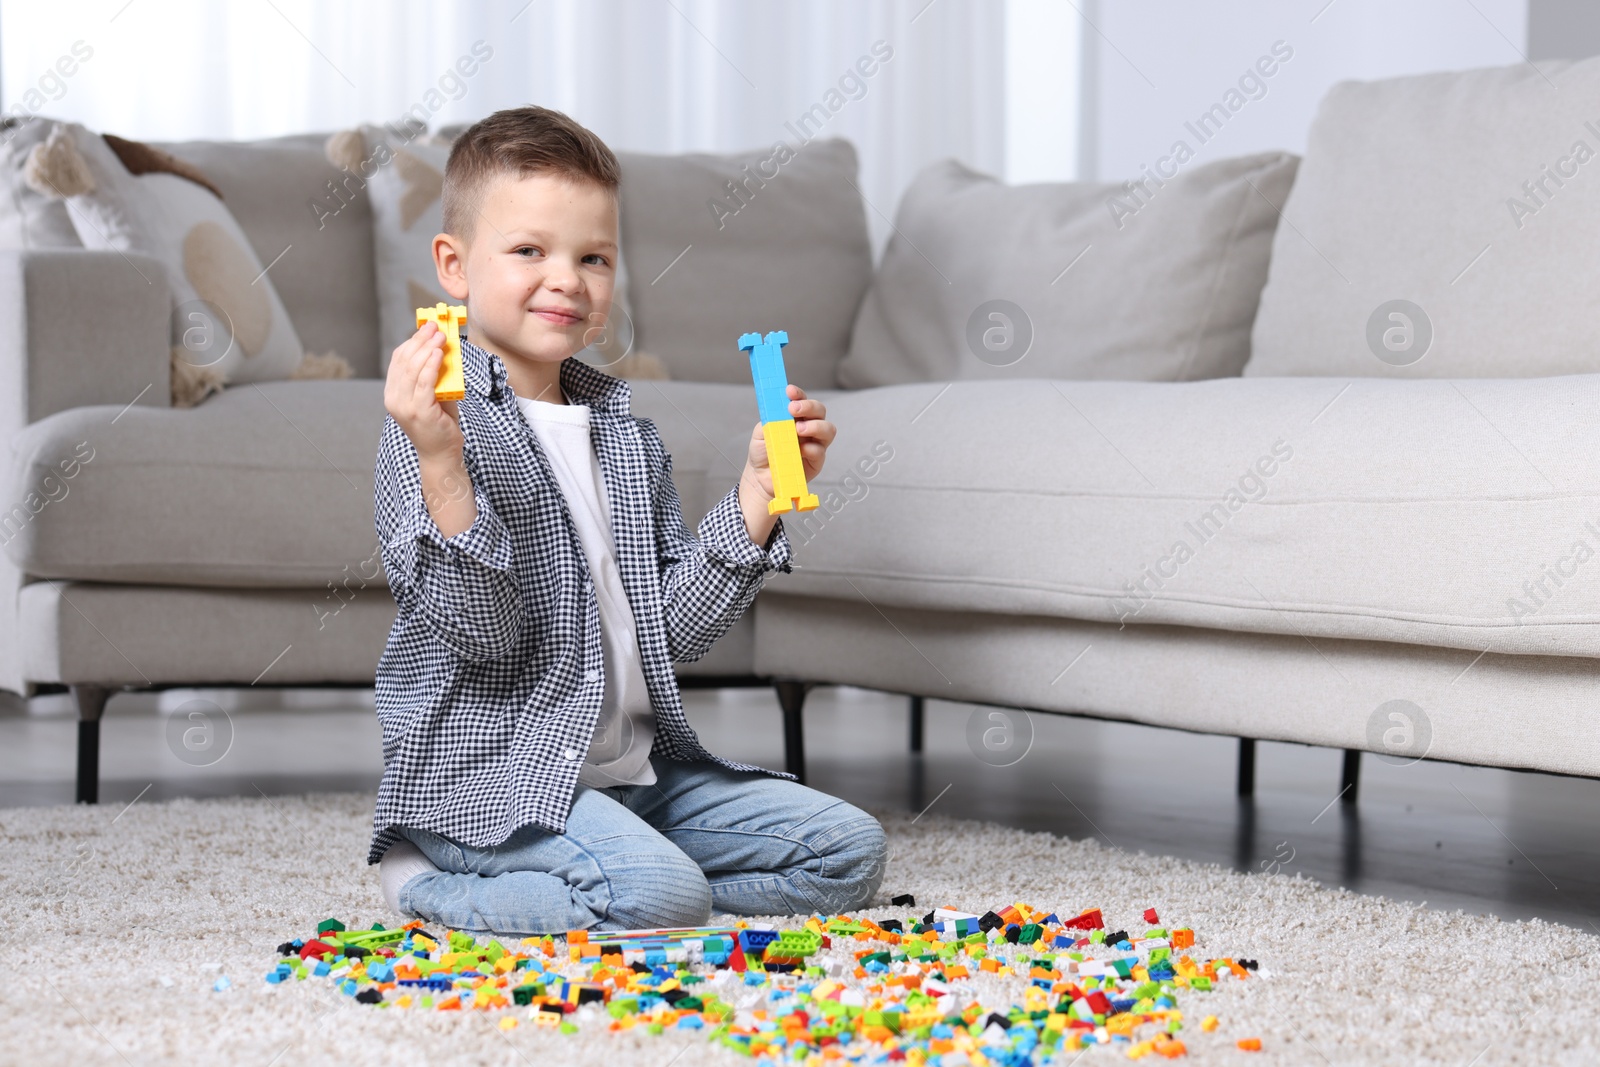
[370,106,886,936]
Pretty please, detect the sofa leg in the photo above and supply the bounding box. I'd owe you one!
[1236,737,1255,797]
[773,680,809,784]
[72,684,112,804]
[1341,748,1361,803]
[908,695,924,754]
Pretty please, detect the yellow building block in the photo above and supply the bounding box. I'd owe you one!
[416,302,467,402]
[761,418,820,515]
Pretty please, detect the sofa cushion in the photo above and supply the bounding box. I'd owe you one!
[3,375,785,588]
[764,374,1600,659]
[42,123,307,391]
[5,380,385,587]
[1246,58,1600,378]
[158,133,383,378]
[0,117,81,249]
[837,154,1299,388]
[617,140,872,390]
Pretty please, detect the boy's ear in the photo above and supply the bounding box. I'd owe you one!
[433,232,470,301]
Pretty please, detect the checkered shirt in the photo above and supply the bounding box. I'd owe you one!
[367,340,793,864]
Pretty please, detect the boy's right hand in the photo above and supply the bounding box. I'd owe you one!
[385,322,462,460]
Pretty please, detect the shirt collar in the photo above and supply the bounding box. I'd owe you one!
[461,337,631,417]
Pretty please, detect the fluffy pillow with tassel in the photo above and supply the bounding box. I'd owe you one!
[327,124,661,379]
[26,121,339,405]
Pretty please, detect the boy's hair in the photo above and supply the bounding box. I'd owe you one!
[441,106,620,238]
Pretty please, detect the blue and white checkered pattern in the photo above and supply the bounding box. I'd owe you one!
[368,340,793,864]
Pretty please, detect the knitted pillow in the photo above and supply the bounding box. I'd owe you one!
[26,122,338,406]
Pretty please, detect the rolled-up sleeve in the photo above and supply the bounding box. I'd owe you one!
[375,417,523,662]
[641,419,790,662]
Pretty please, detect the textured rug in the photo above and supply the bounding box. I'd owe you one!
[3,792,1596,1066]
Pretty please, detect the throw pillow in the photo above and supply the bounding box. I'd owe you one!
[0,117,81,249]
[330,125,650,378]
[837,153,1300,387]
[25,122,311,400]
[1246,57,1600,378]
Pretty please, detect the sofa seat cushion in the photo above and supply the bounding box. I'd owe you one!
[4,376,798,589]
[768,374,1600,658]
[5,379,387,586]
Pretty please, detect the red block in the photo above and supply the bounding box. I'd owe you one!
[1061,909,1104,931]
[1085,991,1113,1015]
[1143,908,1160,924]
[299,939,336,960]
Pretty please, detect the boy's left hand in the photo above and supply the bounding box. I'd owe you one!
[738,384,835,541]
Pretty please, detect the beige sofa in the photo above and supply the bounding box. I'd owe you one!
[9,57,1600,805]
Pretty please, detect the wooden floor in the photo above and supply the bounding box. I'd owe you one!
[3,683,1597,931]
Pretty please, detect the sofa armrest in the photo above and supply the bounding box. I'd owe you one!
[0,249,170,433]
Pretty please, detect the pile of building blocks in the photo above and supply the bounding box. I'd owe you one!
[265,902,1265,1059]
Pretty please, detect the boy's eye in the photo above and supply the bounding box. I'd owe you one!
[583,253,611,267]
[514,246,541,258]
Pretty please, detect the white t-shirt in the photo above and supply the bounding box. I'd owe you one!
[515,392,657,788]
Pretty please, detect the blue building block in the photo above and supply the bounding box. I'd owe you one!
[738,330,793,425]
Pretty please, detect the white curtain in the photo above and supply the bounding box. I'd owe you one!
[0,0,1013,248]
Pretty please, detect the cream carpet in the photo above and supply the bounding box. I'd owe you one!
[3,792,1596,1065]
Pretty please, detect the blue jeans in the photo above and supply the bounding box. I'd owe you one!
[396,757,887,937]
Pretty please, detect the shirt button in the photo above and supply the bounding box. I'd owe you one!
[584,669,600,683]
[563,748,580,761]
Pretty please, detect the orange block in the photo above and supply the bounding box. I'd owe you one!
[1171,929,1195,949]
[979,958,1000,973]
[1238,1038,1263,1051]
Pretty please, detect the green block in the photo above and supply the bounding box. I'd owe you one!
[1148,947,1170,966]
[448,931,476,952]
[860,951,891,967]
[484,940,506,963]
[1134,982,1161,1000]
[1018,924,1042,944]
[1167,1018,1183,1033]
[676,996,703,1011]
[769,929,822,958]
[1190,976,1212,991]
[647,1023,664,1035]
[1110,959,1132,978]
[560,1022,579,1035]
[1145,927,1167,939]
[317,918,346,935]
[1089,930,1105,944]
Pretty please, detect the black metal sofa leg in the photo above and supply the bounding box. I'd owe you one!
[1236,737,1256,797]
[909,695,924,754]
[773,679,810,784]
[73,684,111,804]
[1341,748,1361,803]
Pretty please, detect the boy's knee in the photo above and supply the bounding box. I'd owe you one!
[605,851,712,929]
[821,812,888,911]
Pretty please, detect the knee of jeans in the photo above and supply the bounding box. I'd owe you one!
[605,852,712,929]
[820,814,888,912]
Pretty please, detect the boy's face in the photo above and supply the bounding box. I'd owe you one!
[434,171,618,371]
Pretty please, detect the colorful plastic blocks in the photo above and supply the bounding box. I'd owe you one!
[738,330,819,515]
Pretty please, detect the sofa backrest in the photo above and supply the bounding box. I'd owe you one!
[159,133,383,378]
[1246,56,1600,379]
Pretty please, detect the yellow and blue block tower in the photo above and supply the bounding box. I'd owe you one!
[739,330,819,515]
